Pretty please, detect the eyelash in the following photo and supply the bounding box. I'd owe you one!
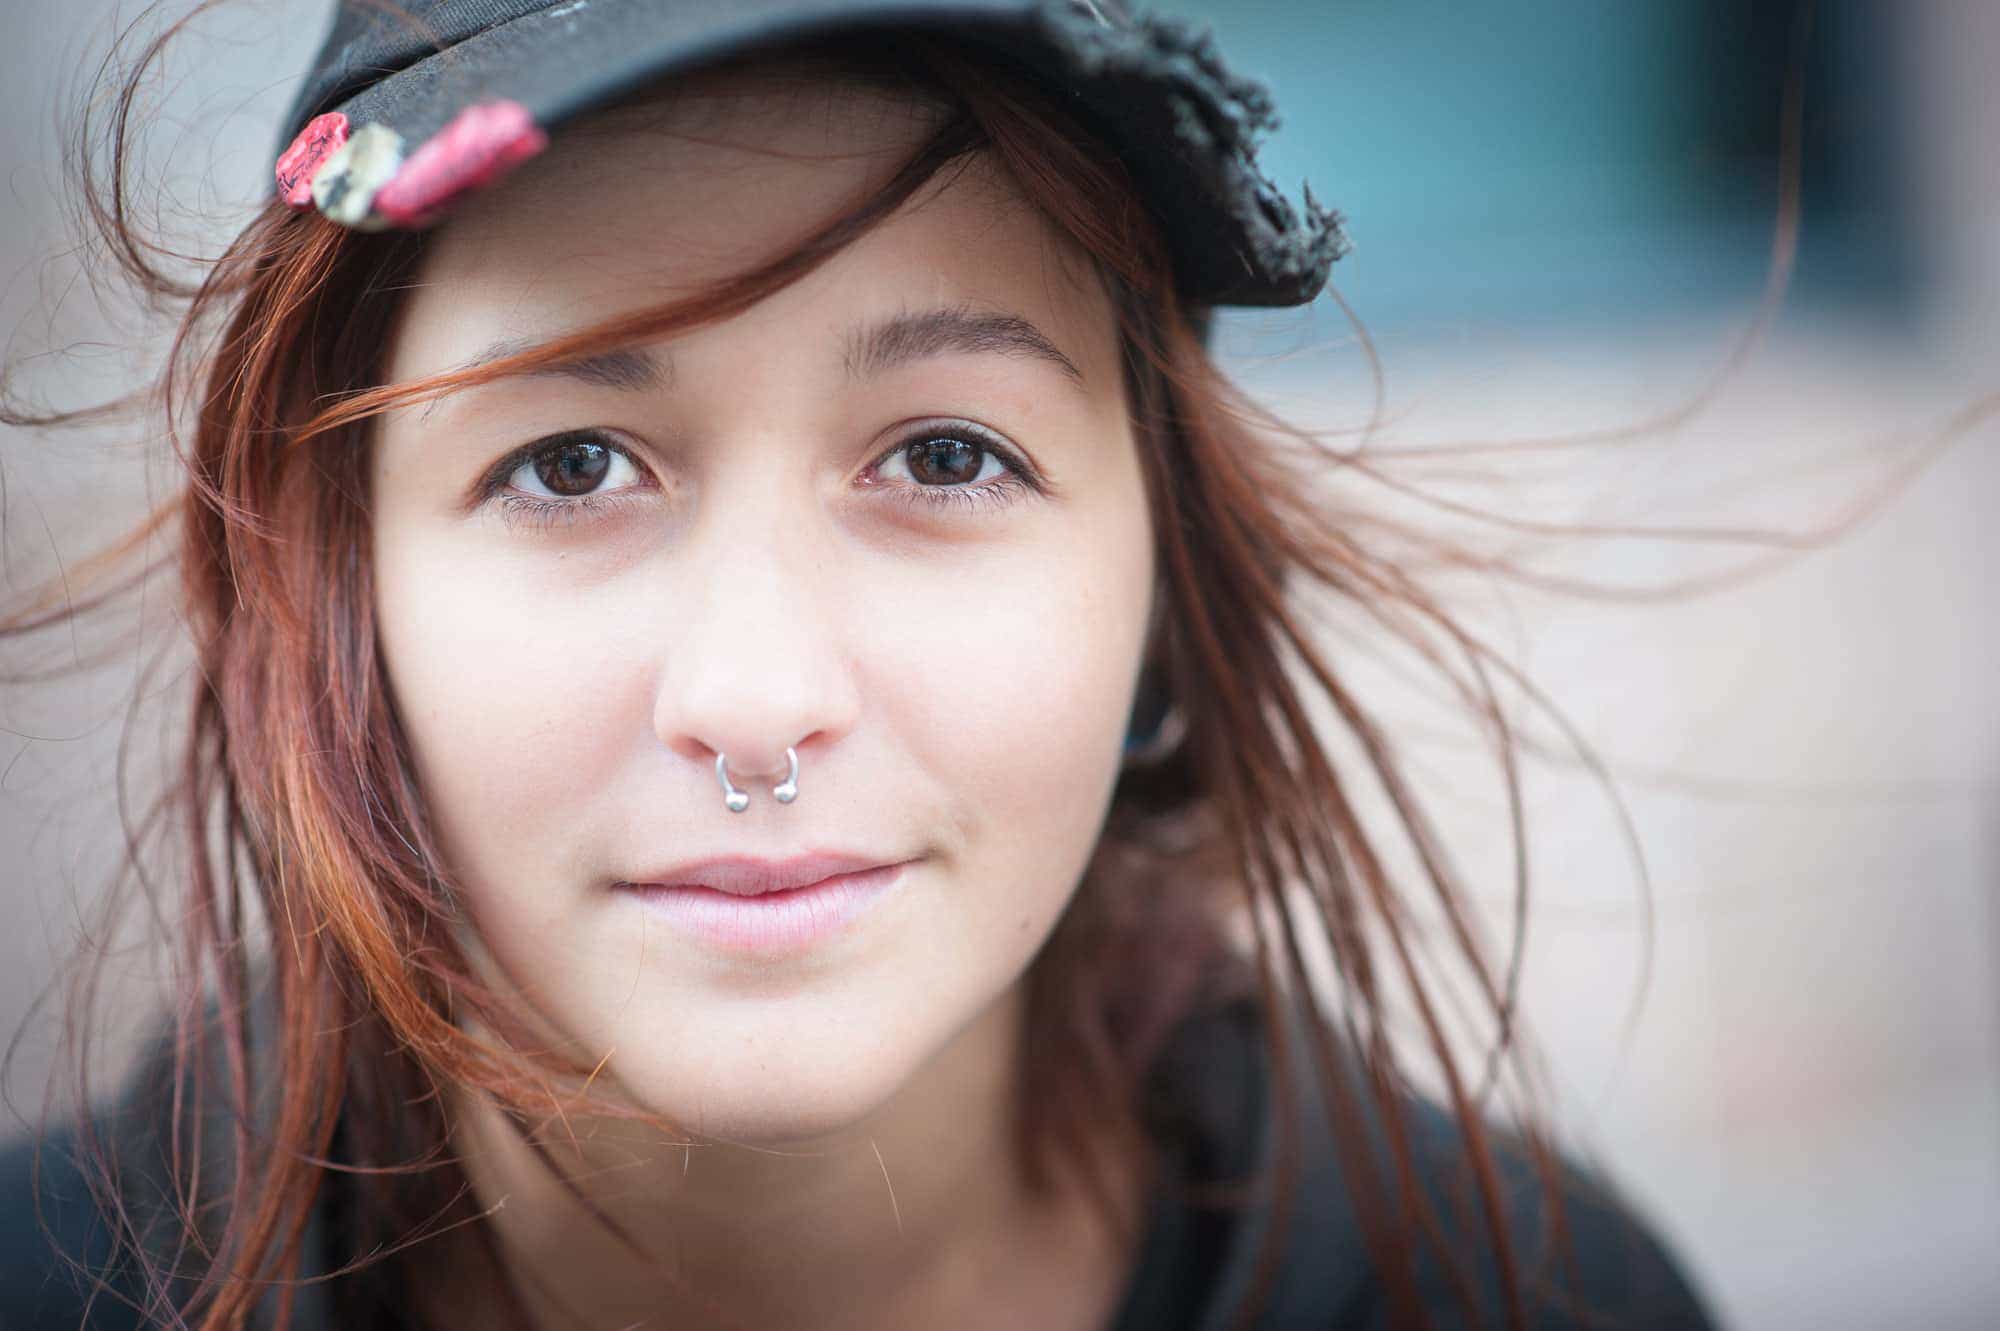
[478,423,1041,531]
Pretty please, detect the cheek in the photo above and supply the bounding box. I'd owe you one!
[371,525,653,883]
[880,517,1154,938]
[918,579,1132,815]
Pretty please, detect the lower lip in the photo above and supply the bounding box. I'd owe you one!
[615,863,908,954]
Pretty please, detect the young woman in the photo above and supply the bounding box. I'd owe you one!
[0,1,1717,1327]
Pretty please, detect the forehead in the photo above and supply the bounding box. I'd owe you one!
[388,69,1115,384]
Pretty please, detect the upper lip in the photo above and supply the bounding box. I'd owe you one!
[619,852,906,897]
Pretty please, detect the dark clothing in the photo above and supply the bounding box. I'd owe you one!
[1105,1000,1716,1329]
[1,998,1715,1330]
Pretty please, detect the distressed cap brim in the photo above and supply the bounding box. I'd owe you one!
[275,0,1346,308]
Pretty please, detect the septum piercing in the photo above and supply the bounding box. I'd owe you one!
[716,747,799,813]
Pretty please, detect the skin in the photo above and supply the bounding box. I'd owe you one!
[368,66,1157,1330]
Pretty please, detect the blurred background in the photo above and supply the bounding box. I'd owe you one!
[2,2,1994,1327]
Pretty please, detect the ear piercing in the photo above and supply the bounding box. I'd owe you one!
[716,748,800,813]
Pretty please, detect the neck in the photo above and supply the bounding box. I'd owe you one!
[436,984,1149,1331]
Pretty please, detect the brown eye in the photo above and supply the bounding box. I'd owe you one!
[903,436,988,486]
[482,430,653,531]
[867,421,1038,517]
[531,438,613,496]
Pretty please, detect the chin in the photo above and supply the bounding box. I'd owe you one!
[596,1022,924,1148]
[614,1071,904,1152]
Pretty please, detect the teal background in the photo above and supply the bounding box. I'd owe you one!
[1153,0,1910,330]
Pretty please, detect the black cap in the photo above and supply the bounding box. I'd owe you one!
[273,0,1346,308]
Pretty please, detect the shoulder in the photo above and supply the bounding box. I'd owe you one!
[1140,996,1720,1330]
[0,997,350,1331]
[0,1125,145,1331]
[1375,1096,1720,1330]
[0,1006,264,1331]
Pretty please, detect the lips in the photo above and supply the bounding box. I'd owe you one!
[612,854,912,954]
[617,852,904,897]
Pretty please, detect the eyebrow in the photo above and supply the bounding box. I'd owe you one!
[459,338,669,392]
[453,305,1084,397]
[843,306,1085,386]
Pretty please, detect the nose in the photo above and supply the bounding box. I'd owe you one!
[651,507,859,791]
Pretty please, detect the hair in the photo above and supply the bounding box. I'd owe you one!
[13,5,1947,1331]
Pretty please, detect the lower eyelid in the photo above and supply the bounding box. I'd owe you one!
[493,489,646,531]
[903,474,1029,513]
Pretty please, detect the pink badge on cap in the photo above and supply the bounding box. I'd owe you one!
[275,112,350,208]
[372,100,549,228]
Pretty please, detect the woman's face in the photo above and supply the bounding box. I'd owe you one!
[370,73,1155,1145]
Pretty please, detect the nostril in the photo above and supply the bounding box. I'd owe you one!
[716,746,800,785]
[714,747,803,811]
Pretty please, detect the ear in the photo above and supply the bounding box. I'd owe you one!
[1185,303,1216,349]
[1122,575,1177,758]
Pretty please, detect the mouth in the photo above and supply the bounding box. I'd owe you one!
[620,852,905,897]
[611,854,912,954]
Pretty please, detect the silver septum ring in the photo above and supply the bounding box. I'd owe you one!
[716,747,799,813]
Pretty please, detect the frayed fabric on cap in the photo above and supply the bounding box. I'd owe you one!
[272,0,1347,307]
